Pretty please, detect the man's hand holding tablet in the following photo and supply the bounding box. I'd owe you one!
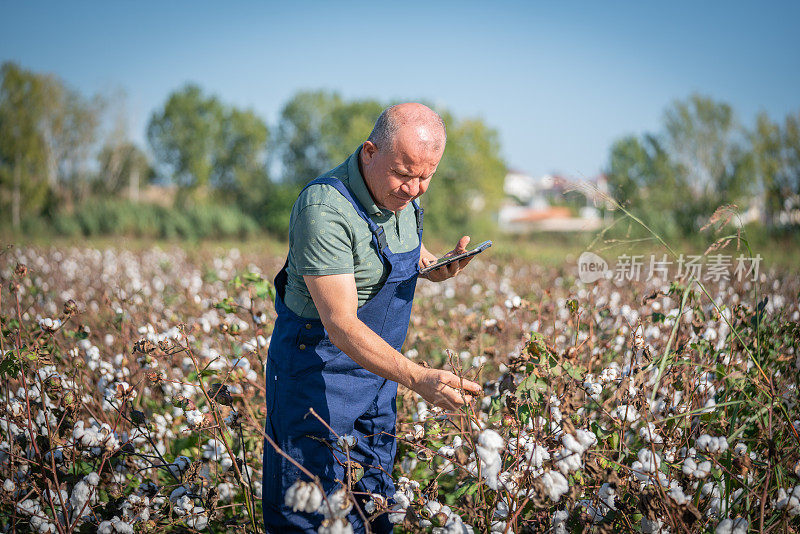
[419,236,492,281]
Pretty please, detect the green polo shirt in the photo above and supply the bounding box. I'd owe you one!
[284,146,421,319]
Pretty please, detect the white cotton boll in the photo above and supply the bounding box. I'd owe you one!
[318,517,354,534]
[388,503,407,524]
[555,447,583,475]
[322,488,353,519]
[9,400,24,417]
[185,409,204,427]
[168,456,191,478]
[523,444,550,473]
[598,482,616,510]
[697,435,728,454]
[284,481,324,514]
[550,405,563,424]
[476,445,503,490]
[577,498,605,523]
[716,517,748,534]
[70,480,94,512]
[669,484,690,505]
[3,479,15,492]
[631,449,661,483]
[552,509,569,534]
[364,494,386,514]
[85,472,100,486]
[401,455,417,473]
[490,520,507,533]
[641,517,667,533]
[423,499,443,517]
[415,401,429,422]
[337,434,356,450]
[540,470,569,502]
[30,516,57,533]
[201,439,233,470]
[638,448,661,471]
[478,429,504,451]
[174,495,195,516]
[185,507,209,530]
[584,381,603,400]
[682,458,711,479]
[575,429,597,451]
[774,485,800,516]
[599,367,620,382]
[39,317,62,332]
[393,489,412,509]
[639,422,663,444]
[438,444,456,457]
[15,498,41,515]
[561,434,583,455]
[611,405,640,423]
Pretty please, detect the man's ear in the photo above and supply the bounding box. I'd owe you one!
[361,141,378,163]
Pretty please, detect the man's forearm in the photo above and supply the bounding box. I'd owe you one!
[325,314,422,390]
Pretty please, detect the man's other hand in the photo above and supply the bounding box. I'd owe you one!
[410,366,482,411]
[420,236,475,282]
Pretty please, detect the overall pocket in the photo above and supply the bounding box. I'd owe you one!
[291,321,343,377]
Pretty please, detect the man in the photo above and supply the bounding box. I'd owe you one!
[262,103,482,533]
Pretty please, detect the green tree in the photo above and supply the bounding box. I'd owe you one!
[782,112,800,200]
[147,84,271,207]
[276,90,382,184]
[605,134,688,236]
[423,112,506,238]
[0,62,103,227]
[663,94,754,206]
[96,141,152,198]
[147,84,227,203]
[605,94,759,236]
[751,113,784,227]
[0,62,51,227]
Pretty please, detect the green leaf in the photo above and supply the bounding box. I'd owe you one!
[244,272,262,283]
[452,481,479,499]
[567,298,578,314]
[526,332,549,360]
[516,373,547,402]
[254,280,276,301]
[0,354,21,377]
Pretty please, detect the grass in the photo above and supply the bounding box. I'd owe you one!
[4,223,799,273]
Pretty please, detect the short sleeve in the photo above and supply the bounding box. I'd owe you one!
[291,203,354,275]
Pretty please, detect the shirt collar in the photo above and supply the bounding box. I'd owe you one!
[347,145,383,217]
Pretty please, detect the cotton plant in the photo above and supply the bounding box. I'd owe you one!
[3,245,800,532]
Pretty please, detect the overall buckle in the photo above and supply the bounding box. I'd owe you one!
[374,226,389,252]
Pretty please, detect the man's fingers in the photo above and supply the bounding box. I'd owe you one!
[442,372,482,395]
[455,235,470,253]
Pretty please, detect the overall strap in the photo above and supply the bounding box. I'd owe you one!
[412,200,424,238]
[303,176,390,255]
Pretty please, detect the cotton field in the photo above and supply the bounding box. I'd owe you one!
[1,244,798,533]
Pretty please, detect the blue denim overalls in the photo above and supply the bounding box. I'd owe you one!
[263,176,423,533]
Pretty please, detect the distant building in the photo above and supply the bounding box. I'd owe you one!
[499,170,609,232]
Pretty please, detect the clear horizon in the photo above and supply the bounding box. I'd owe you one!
[2,0,799,179]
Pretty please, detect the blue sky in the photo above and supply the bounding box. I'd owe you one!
[2,1,799,178]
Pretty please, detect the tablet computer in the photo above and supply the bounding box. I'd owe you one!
[419,240,492,275]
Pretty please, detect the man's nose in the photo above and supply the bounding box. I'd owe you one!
[401,178,419,198]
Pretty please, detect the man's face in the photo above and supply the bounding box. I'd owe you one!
[360,129,445,212]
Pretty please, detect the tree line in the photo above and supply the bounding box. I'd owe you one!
[0,62,505,239]
[605,94,800,237]
[3,60,797,242]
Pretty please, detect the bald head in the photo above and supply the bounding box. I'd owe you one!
[367,103,446,154]
[359,103,446,212]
